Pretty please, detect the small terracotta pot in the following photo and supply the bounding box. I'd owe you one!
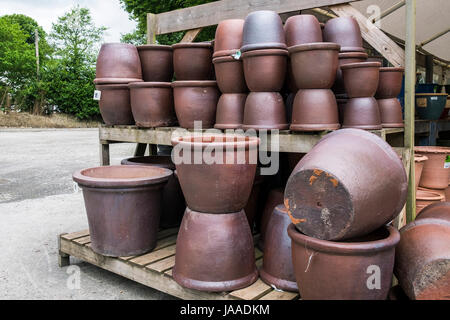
[214,93,247,129]
[137,45,173,82]
[288,43,340,89]
[323,17,364,52]
[416,201,450,221]
[415,146,450,189]
[260,205,298,292]
[242,48,288,92]
[257,188,284,251]
[172,42,213,80]
[242,92,289,130]
[378,98,404,128]
[214,19,245,53]
[212,51,248,93]
[342,97,382,130]
[289,224,400,300]
[376,67,404,99]
[290,89,340,131]
[414,154,428,191]
[336,97,349,125]
[73,165,172,257]
[244,171,265,231]
[341,62,381,98]
[415,189,445,214]
[333,52,368,94]
[172,81,219,129]
[284,14,323,47]
[95,84,134,125]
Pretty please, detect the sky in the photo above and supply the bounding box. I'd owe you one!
[0,0,137,42]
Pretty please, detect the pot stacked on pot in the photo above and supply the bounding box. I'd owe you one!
[376,67,405,128]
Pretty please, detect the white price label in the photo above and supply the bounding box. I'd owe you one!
[93,90,102,101]
[431,96,438,101]
[445,156,450,169]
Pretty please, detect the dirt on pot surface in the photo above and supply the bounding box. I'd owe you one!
[0,112,100,128]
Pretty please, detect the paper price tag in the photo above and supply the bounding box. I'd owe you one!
[445,155,450,169]
[93,90,102,101]
[431,96,438,101]
[416,97,427,107]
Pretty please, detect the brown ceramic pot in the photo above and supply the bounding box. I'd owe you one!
[214,93,247,130]
[242,48,288,92]
[242,92,289,130]
[288,43,340,89]
[378,98,404,128]
[336,97,349,125]
[414,154,428,191]
[172,42,213,80]
[244,171,265,231]
[290,89,340,131]
[284,14,323,47]
[418,187,446,201]
[342,97,382,130]
[212,51,248,93]
[376,67,404,99]
[285,128,407,240]
[257,188,284,251]
[323,17,364,52]
[333,52,368,94]
[416,189,445,214]
[214,19,245,53]
[341,62,381,98]
[72,165,172,257]
[173,208,258,292]
[416,201,450,221]
[136,45,173,82]
[172,81,219,129]
[415,146,450,190]
[95,84,134,125]
[289,224,400,300]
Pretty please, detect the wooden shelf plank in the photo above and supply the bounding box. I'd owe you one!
[146,255,176,273]
[229,279,272,300]
[259,290,300,300]
[61,230,89,240]
[129,244,176,267]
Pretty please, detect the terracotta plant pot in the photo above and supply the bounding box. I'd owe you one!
[288,43,340,89]
[173,208,258,292]
[214,93,247,129]
[121,156,186,229]
[336,97,349,124]
[214,19,245,53]
[415,189,445,214]
[378,98,404,128]
[242,49,288,92]
[376,67,404,99]
[171,134,260,213]
[284,14,323,47]
[172,42,213,80]
[414,154,428,191]
[285,128,407,240]
[289,224,400,300]
[418,187,446,201]
[73,165,172,257]
[323,17,364,52]
[415,146,450,189]
[244,171,265,231]
[242,92,289,130]
[95,84,134,125]
[290,89,340,131]
[172,81,219,129]
[137,45,173,82]
[129,82,177,128]
[212,51,248,93]
[342,97,382,130]
[416,201,450,221]
[333,52,368,94]
[341,62,381,98]
[260,205,298,292]
[257,188,284,251]
[241,10,286,53]
[285,59,298,93]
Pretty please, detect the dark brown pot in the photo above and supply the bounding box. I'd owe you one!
[173,208,258,292]
[260,205,298,292]
[341,62,381,98]
[414,154,428,191]
[376,67,404,99]
[284,14,323,47]
[129,82,176,128]
[333,52,368,95]
[242,49,288,92]
[214,93,247,129]
[72,165,172,257]
[342,97,382,130]
[415,146,450,190]
[285,128,407,240]
[289,224,400,300]
[378,98,404,128]
[171,135,260,213]
[395,218,450,300]
[121,156,186,229]
[290,89,340,131]
[242,92,289,130]
[137,45,173,82]
[257,188,284,251]
[415,189,445,214]
[288,43,340,89]
[172,42,213,80]
[241,10,286,53]
[336,97,349,125]
[416,201,450,221]
[95,84,134,125]
[244,171,265,231]
[214,19,245,53]
[212,52,248,93]
[323,17,364,52]
[172,81,219,129]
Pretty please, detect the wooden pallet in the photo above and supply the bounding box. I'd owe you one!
[58,228,300,300]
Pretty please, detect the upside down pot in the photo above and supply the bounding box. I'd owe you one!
[214,19,245,54]
[284,14,323,47]
[242,92,288,130]
[214,93,247,129]
[323,17,364,52]
[95,84,134,125]
[342,97,382,130]
[377,98,404,128]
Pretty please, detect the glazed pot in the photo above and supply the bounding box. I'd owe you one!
[242,92,289,130]
[172,42,213,80]
[242,48,288,92]
[336,97,349,125]
[171,134,260,213]
[72,165,172,257]
[173,208,258,292]
[342,97,382,130]
[244,171,265,231]
[285,128,407,240]
[416,201,450,221]
[416,189,445,214]
[121,156,186,229]
[95,43,142,83]
[341,62,381,98]
[414,154,428,191]
[137,45,173,82]
[395,218,450,300]
[172,81,219,129]
[290,89,340,131]
[257,188,284,251]
[333,52,368,95]
[241,10,287,53]
[289,224,400,300]
[376,67,404,99]
[95,84,134,125]
[415,146,450,189]
[260,205,298,292]
[288,43,340,89]
[129,82,177,128]
[323,17,364,52]
[284,14,323,47]
[415,93,448,120]
[378,98,404,128]
[215,93,247,130]
[214,19,245,53]
[212,52,248,93]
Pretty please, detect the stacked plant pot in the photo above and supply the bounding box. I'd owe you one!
[376,67,405,128]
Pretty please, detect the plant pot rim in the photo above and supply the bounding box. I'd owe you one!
[339,46,366,53]
[240,43,287,53]
[340,61,381,70]
[288,42,340,53]
[338,52,368,59]
[415,93,448,96]
[241,48,288,58]
[94,78,143,85]
[171,80,217,88]
[379,67,404,72]
[137,44,172,51]
[212,54,241,64]
[416,189,445,201]
[129,82,172,88]
[212,49,240,58]
[400,218,450,234]
[172,42,212,49]
[415,146,450,154]
[100,42,136,48]
[95,83,131,90]
[414,154,428,162]
[171,134,260,150]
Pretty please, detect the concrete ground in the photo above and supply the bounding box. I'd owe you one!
[0,129,174,299]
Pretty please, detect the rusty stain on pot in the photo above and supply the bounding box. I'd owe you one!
[284,198,306,224]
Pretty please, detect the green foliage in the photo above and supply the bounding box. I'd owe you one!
[121,28,147,45]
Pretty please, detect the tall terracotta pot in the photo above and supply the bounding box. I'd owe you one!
[284,14,323,47]
[95,84,134,125]
[415,146,450,189]
[214,19,245,54]
[137,45,173,82]
[414,154,428,191]
[172,42,213,80]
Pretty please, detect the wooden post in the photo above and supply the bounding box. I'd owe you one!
[100,142,110,166]
[134,143,148,157]
[147,13,158,44]
[181,28,203,42]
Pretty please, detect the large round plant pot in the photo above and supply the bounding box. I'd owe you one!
[416,201,450,221]
[173,208,258,292]
[323,17,364,52]
[129,82,177,128]
[377,98,404,128]
[172,81,219,129]
[415,146,450,189]
[288,224,400,300]
[415,93,448,120]
[342,97,382,130]
[72,165,172,257]
[95,84,134,125]
[284,14,323,47]
[414,154,428,191]
[333,52,368,94]
[172,42,213,80]
[257,188,284,251]
[136,45,173,82]
[285,128,407,240]
[214,19,245,54]
[171,134,260,213]
[215,93,247,130]
[242,92,289,130]
[341,62,381,98]
[212,52,248,93]
[376,67,404,99]
[415,189,445,214]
